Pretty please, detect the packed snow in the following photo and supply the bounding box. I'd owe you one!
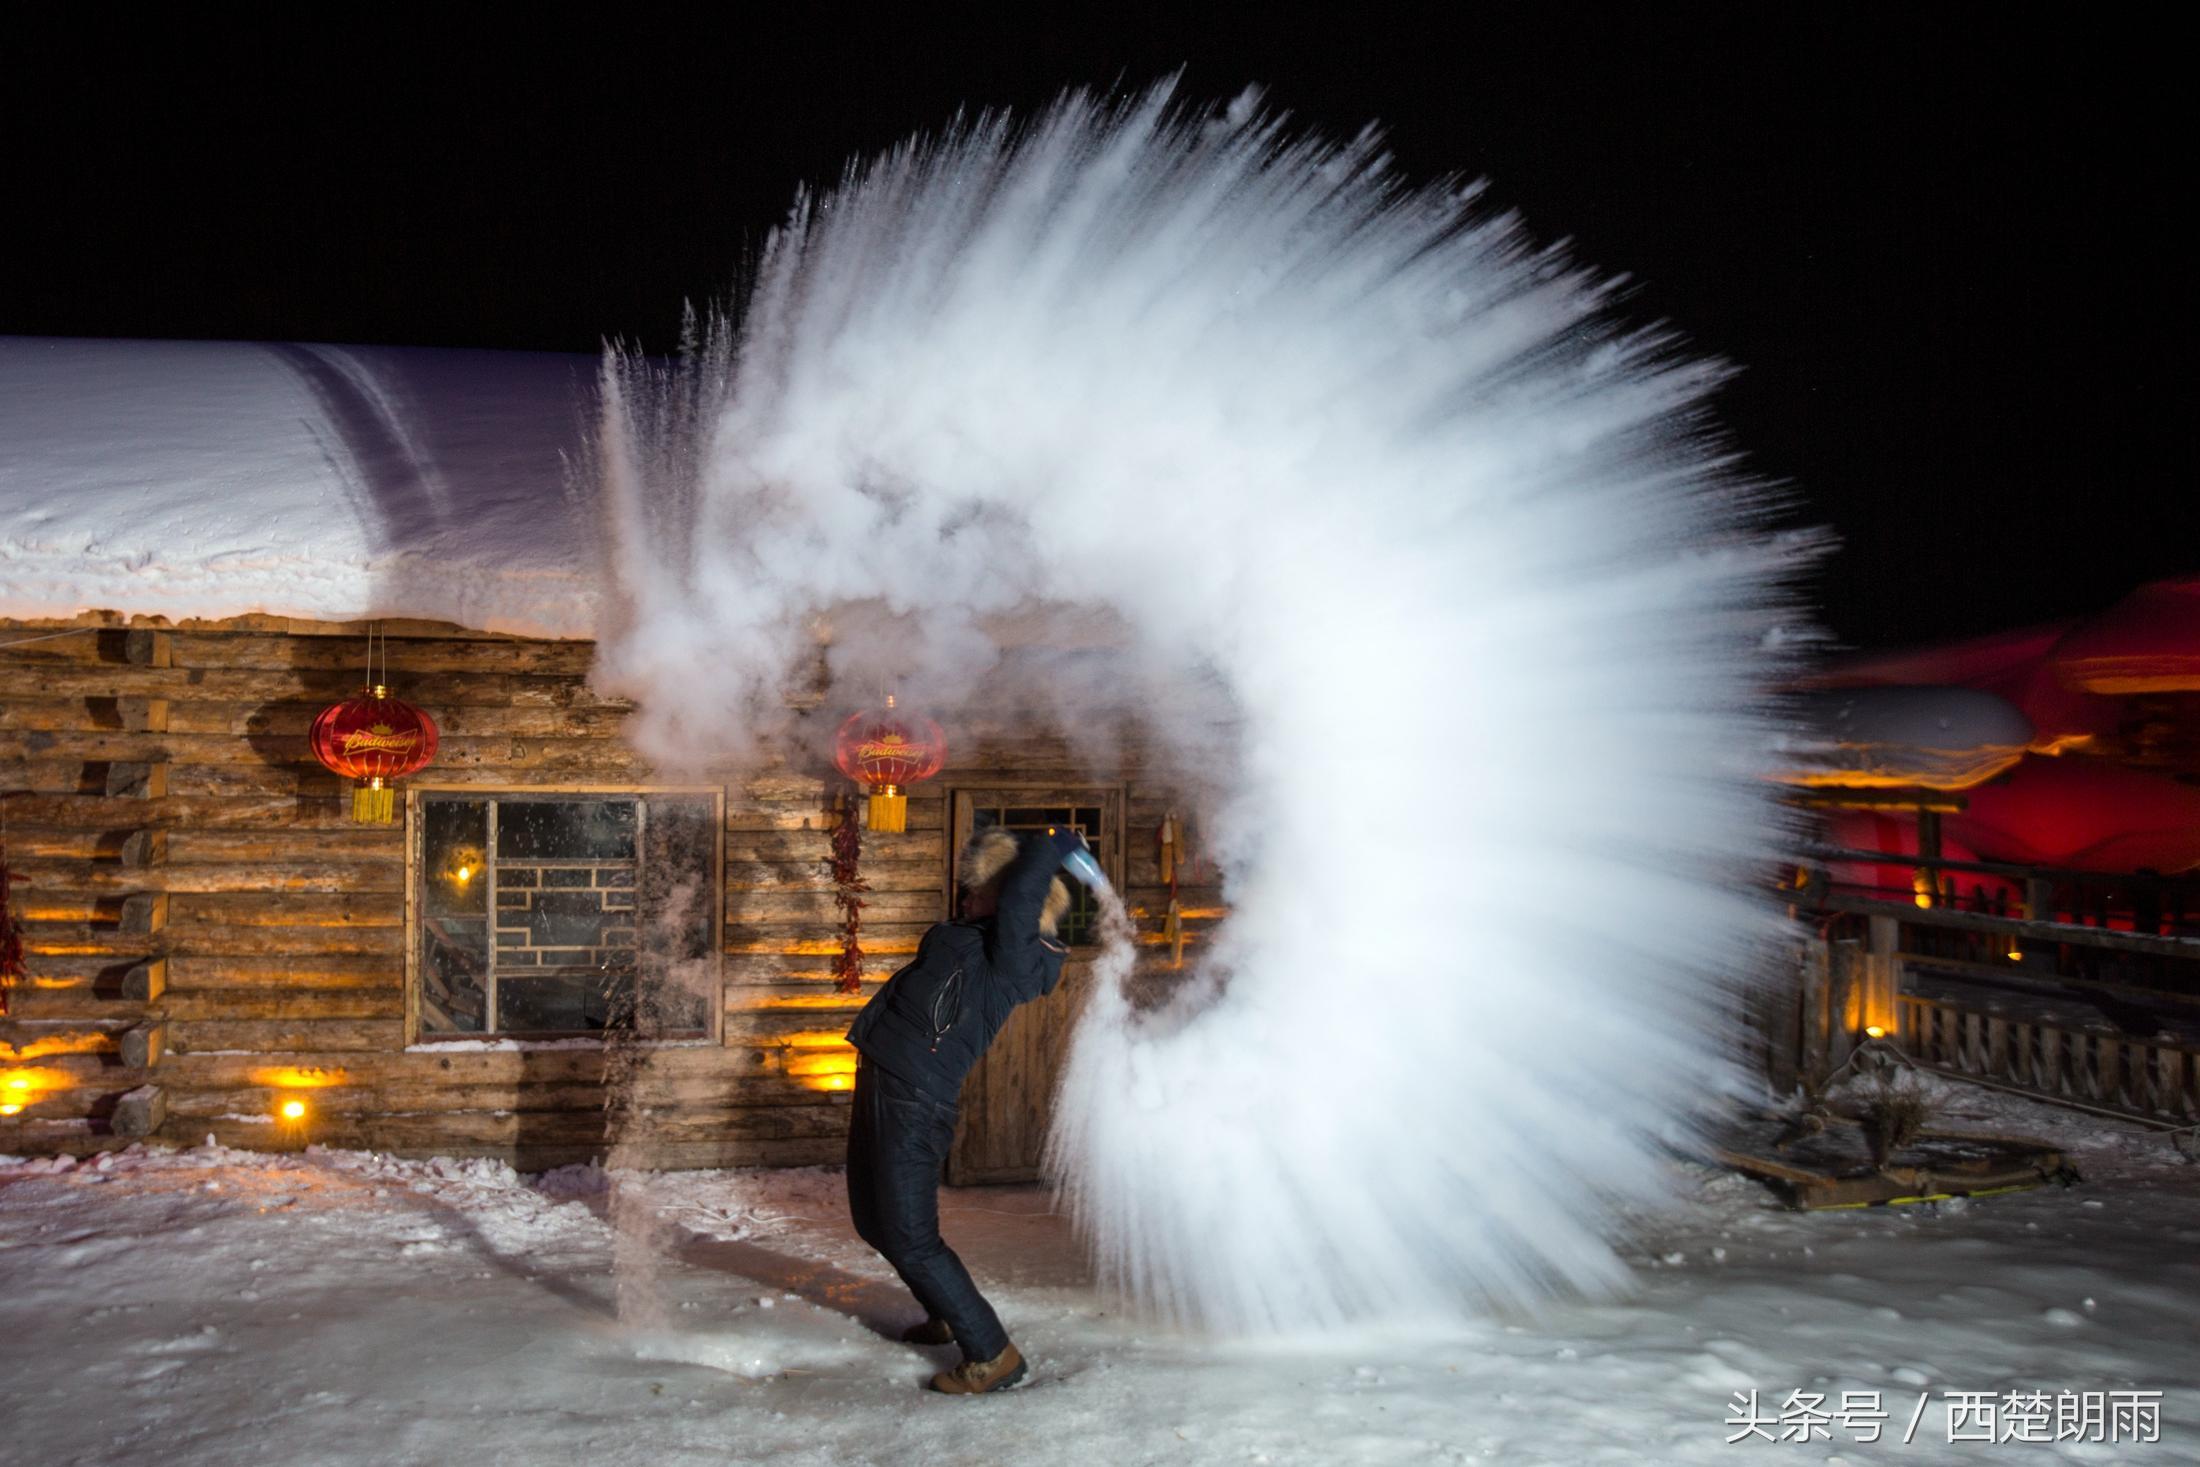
[4,1083,2195,1465]
[0,336,601,635]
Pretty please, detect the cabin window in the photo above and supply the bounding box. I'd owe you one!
[951,788,1122,946]
[412,790,721,1038]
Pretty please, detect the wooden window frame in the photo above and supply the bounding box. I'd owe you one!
[403,782,725,1046]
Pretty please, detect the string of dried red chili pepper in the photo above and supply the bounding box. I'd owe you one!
[828,800,870,995]
[0,857,25,1018]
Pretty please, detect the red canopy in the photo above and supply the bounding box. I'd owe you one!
[2048,576,2200,694]
[1813,621,2118,756]
[1805,575,2200,877]
[1948,757,2200,874]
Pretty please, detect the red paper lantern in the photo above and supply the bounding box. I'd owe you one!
[832,695,946,834]
[310,684,439,824]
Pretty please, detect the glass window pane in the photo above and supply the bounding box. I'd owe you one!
[496,799,637,861]
[641,797,716,963]
[498,971,630,1032]
[632,796,716,1032]
[1057,884,1099,946]
[513,889,625,948]
[421,798,489,918]
[420,917,490,1033]
[495,866,637,1001]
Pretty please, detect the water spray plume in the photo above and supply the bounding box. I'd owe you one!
[589,82,1816,1332]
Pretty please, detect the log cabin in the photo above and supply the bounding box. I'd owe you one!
[0,338,1220,1179]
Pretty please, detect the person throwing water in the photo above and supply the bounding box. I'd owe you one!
[844,825,1088,1394]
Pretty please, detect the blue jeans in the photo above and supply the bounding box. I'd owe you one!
[845,1060,1011,1362]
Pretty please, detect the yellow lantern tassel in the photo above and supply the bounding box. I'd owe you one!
[1159,812,1177,886]
[867,785,907,834]
[353,778,396,824]
[1164,897,1184,969]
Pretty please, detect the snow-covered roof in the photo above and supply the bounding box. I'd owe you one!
[0,337,603,638]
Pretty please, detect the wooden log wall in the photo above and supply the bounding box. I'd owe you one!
[2,613,1221,1169]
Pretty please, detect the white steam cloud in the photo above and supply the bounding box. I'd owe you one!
[589,83,1813,1332]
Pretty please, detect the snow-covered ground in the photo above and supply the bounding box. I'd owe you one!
[3,1084,2196,1466]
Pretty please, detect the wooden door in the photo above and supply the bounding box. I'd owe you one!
[946,785,1124,1184]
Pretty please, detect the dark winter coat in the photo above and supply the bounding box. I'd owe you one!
[845,828,1079,1105]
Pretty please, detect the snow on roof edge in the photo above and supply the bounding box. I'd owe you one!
[0,336,607,636]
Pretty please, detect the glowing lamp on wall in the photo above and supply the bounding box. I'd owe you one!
[273,1094,311,1148]
[786,1043,861,1092]
[2,1067,63,1115]
[310,685,439,824]
[832,695,946,835]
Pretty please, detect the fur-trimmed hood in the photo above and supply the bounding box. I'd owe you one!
[961,827,1072,937]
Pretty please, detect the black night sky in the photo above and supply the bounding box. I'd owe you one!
[5,8,2186,652]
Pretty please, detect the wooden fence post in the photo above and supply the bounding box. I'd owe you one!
[1826,939,1858,1079]
[2021,876,2053,972]
[1866,914,1900,1039]
[1797,938,1828,1091]
[1814,939,1862,1088]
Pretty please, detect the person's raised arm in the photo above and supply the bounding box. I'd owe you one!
[985,828,1082,997]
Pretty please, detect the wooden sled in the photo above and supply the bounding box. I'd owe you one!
[1715,1115,2079,1210]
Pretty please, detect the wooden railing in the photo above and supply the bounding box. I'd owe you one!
[1778,872,2200,1127]
[1898,991,2200,1124]
[1803,841,2200,935]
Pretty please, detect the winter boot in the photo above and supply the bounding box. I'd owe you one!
[928,1343,1026,1395]
[899,1316,955,1346]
